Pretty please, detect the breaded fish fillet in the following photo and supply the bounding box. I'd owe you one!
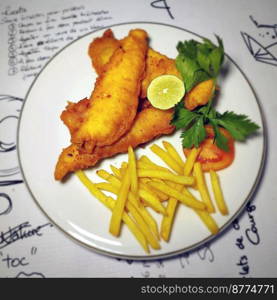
[140,48,182,99]
[60,98,90,137]
[88,29,121,75]
[88,29,182,99]
[55,107,175,180]
[72,29,148,152]
[88,29,213,110]
[54,29,179,180]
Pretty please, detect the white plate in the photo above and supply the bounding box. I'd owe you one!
[18,22,266,259]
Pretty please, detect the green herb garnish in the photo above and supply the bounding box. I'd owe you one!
[172,102,260,151]
[175,36,224,92]
[172,36,260,151]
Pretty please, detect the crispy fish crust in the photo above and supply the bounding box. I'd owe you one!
[55,107,174,180]
[54,29,179,180]
[71,29,148,152]
[184,79,215,110]
[140,48,182,99]
[88,29,182,99]
[60,98,90,137]
[55,29,214,180]
[88,29,121,75]
[88,29,214,111]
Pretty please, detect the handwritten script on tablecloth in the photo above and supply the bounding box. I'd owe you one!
[1,5,112,80]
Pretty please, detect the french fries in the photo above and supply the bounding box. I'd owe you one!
[194,209,219,234]
[127,201,160,250]
[194,162,215,213]
[148,181,206,210]
[96,169,160,238]
[128,146,140,207]
[162,141,185,168]
[137,160,169,172]
[183,147,201,176]
[139,178,169,201]
[75,170,149,253]
[110,164,121,178]
[137,169,194,185]
[138,185,167,215]
[146,141,220,240]
[76,140,230,254]
[150,144,184,174]
[210,170,228,215]
[109,165,131,236]
[160,196,178,241]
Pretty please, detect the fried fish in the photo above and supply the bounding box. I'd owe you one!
[54,106,174,180]
[55,29,213,180]
[71,29,148,153]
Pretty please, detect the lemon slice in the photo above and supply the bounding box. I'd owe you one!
[147,75,185,110]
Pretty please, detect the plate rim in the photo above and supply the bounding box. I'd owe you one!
[17,21,267,261]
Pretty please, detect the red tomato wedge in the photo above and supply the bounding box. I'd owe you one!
[183,125,235,172]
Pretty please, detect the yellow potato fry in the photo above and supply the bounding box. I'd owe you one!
[160,180,218,239]
[138,160,177,199]
[75,171,149,253]
[148,181,206,210]
[138,150,184,175]
[139,179,169,201]
[123,213,149,253]
[150,144,183,174]
[109,167,131,236]
[127,202,160,250]
[162,141,185,168]
[95,182,118,194]
[138,157,174,180]
[183,147,201,176]
[139,155,153,164]
[161,182,219,237]
[160,181,182,242]
[76,171,113,207]
[139,158,178,178]
[128,146,140,206]
[147,179,213,240]
[164,182,199,208]
[97,170,159,238]
[121,161,128,169]
[160,197,178,242]
[139,177,150,183]
[194,210,219,234]
[193,162,215,213]
[142,176,177,241]
[97,169,118,182]
[99,169,168,214]
[164,180,180,189]
[210,170,228,215]
[138,180,164,204]
[139,181,166,203]
[110,165,121,179]
[134,205,160,240]
[116,162,128,178]
[137,160,169,172]
[148,187,169,202]
[97,170,129,193]
[139,188,166,215]
[101,182,160,240]
[137,169,194,186]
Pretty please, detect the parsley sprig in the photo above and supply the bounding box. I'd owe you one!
[172,36,260,151]
[172,103,260,151]
[175,36,224,92]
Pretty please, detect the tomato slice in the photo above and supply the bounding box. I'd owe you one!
[183,125,235,172]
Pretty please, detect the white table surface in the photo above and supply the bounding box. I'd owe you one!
[0,0,276,278]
